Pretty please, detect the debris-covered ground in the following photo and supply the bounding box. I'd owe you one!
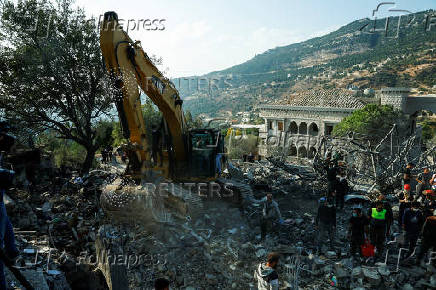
[3,158,436,289]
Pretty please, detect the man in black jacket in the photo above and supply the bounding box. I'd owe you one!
[402,202,424,259]
[348,207,369,257]
[416,210,436,266]
[315,197,336,253]
[325,163,338,198]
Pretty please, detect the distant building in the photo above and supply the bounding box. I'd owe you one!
[258,89,365,158]
[258,88,436,158]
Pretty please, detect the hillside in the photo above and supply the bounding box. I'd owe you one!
[174,10,435,117]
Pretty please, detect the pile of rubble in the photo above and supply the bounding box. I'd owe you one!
[2,158,436,289]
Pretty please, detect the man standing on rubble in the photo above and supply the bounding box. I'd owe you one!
[325,162,338,198]
[256,193,282,241]
[368,201,388,260]
[416,168,432,196]
[370,194,393,238]
[402,201,424,259]
[403,163,414,188]
[348,207,369,258]
[398,185,412,228]
[315,197,336,253]
[254,252,280,290]
[416,209,436,266]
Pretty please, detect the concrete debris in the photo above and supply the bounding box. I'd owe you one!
[363,267,381,286]
[1,153,433,289]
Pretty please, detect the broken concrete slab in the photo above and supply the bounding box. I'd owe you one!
[362,267,381,286]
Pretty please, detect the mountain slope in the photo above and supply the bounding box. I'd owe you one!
[174,10,436,117]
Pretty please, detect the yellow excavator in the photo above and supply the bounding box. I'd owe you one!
[100,11,225,182]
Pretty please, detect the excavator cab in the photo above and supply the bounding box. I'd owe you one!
[188,129,224,178]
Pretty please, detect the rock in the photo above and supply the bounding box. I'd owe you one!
[295,218,304,226]
[326,251,336,258]
[378,265,390,277]
[402,283,414,290]
[352,266,363,278]
[408,266,425,278]
[322,265,333,274]
[363,267,381,286]
[334,263,348,279]
[255,248,267,258]
[397,272,406,283]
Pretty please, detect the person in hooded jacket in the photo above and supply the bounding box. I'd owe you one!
[254,252,280,290]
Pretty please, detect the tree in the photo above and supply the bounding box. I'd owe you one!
[185,110,203,129]
[141,98,162,145]
[0,0,115,173]
[333,104,408,142]
[95,120,115,149]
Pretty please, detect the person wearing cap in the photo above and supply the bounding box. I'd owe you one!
[422,190,436,219]
[348,207,369,258]
[415,168,432,196]
[416,209,436,266]
[402,201,424,259]
[315,197,336,253]
[398,185,412,228]
[368,201,388,260]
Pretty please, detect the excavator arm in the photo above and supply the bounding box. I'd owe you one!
[100,12,187,178]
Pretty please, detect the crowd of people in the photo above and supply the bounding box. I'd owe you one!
[318,159,436,265]
[248,159,436,290]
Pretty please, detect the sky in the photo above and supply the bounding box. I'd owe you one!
[75,0,435,78]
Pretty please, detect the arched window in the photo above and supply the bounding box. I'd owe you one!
[299,122,307,135]
[288,121,298,134]
[308,123,319,136]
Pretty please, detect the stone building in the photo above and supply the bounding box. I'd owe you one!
[257,88,436,158]
[257,89,364,158]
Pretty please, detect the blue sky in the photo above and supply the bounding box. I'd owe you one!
[76,0,435,77]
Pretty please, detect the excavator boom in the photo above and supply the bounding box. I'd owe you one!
[100,12,187,178]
